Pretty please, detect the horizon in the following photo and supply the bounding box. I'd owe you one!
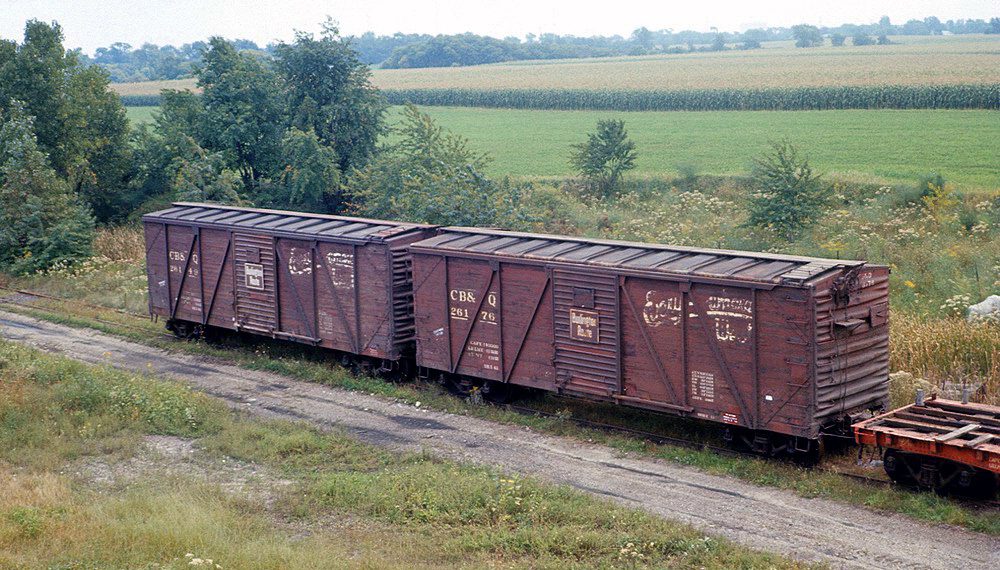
[1,0,996,56]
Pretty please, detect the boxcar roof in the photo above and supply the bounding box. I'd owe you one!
[143,202,434,241]
[411,227,867,285]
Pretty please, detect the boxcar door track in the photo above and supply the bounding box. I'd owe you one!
[0,309,996,570]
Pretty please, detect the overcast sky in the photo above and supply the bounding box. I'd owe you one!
[2,0,996,54]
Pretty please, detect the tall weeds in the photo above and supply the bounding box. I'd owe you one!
[890,313,1000,405]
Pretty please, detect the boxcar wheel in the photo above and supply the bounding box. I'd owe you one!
[481,381,516,404]
[167,319,200,340]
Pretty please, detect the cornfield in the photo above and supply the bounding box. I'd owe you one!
[384,85,1000,112]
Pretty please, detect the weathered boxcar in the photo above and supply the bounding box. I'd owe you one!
[143,202,436,363]
[410,228,890,448]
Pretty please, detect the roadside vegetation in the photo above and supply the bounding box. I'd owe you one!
[0,339,805,568]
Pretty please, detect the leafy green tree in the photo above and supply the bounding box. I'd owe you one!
[570,119,637,198]
[830,33,846,47]
[746,141,829,240]
[348,105,531,228]
[198,37,285,192]
[275,20,386,172]
[264,128,343,213]
[167,136,242,204]
[791,24,823,47]
[0,101,94,273]
[0,20,132,223]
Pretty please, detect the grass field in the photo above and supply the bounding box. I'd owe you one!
[109,35,1000,98]
[123,105,999,188]
[402,107,1000,188]
[125,105,158,124]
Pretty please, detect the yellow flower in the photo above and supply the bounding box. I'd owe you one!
[903,280,916,289]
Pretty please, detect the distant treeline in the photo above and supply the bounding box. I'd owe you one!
[89,16,1000,80]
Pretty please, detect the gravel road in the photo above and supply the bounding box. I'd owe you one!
[1,309,996,569]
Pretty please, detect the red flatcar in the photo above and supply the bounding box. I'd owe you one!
[410,227,891,454]
[143,203,436,365]
[854,395,999,496]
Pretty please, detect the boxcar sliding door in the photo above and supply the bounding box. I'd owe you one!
[233,233,277,334]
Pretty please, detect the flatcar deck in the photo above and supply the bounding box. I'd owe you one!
[854,396,1000,495]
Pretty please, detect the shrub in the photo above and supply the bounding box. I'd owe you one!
[746,141,829,239]
[569,119,638,199]
[348,105,535,229]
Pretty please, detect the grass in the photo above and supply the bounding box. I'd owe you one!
[125,105,158,125]
[0,340,803,569]
[397,106,1000,189]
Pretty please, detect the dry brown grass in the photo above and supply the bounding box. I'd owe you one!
[890,313,1000,406]
[94,226,146,262]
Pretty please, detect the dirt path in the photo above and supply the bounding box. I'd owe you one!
[1,309,996,569]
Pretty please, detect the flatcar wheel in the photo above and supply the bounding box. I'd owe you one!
[883,449,917,486]
[946,465,998,499]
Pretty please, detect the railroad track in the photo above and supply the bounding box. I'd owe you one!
[3,285,998,508]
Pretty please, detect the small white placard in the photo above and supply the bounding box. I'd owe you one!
[245,263,264,291]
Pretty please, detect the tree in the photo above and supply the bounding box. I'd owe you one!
[0,101,94,274]
[198,37,285,193]
[167,136,242,204]
[746,141,829,240]
[710,34,727,51]
[348,105,531,228]
[830,33,846,47]
[265,128,343,213]
[275,19,387,173]
[853,34,875,46]
[791,24,823,47]
[740,29,767,49]
[570,119,637,198]
[0,20,133,224]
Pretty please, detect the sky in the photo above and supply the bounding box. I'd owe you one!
[1,0,996,54]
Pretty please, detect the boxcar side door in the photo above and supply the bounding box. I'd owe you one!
[233,233,277,334]
[552,269,620,397]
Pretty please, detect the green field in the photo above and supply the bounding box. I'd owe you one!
[125,105,157,124]
[125,105,1000,188]
[404,107,1000,188]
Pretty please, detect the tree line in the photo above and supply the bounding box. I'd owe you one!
[78,16,1000,79]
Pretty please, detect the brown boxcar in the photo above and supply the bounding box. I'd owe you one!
[411,227,890,444]
[143,202,435,362]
